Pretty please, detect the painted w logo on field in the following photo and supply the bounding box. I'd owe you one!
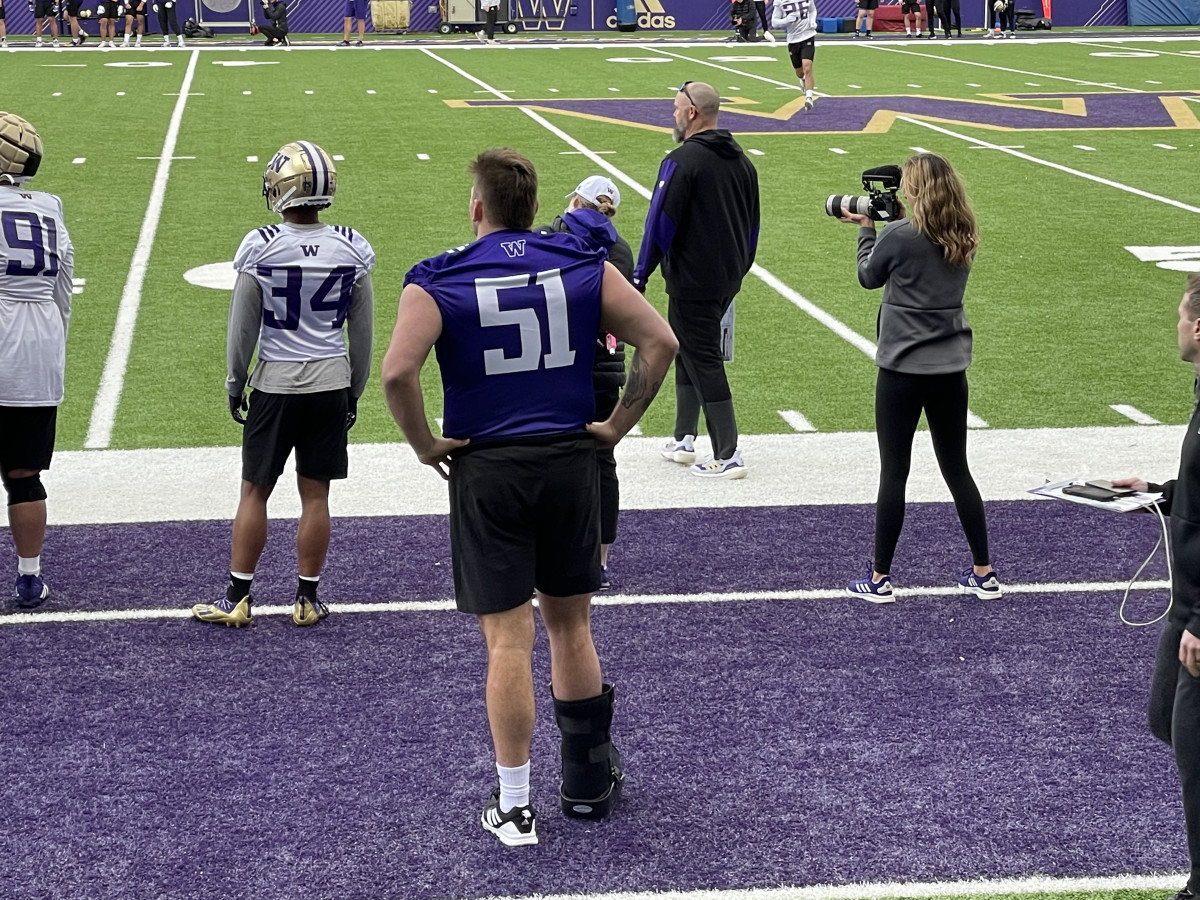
[501,240,526,258]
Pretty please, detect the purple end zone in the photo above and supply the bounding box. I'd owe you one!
[23,500,1168,609]
[0,501,1180,899]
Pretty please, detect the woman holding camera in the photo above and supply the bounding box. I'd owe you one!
[838,152,1000,603]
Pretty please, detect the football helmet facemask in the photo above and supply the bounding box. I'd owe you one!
[0,113,44,186]
[262,141,338,214]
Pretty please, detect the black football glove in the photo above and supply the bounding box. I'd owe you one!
[229,392,248,425]
[346,394,358,431]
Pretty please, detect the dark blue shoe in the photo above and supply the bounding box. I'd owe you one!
[14,574,49,610]
[846,572,894,604]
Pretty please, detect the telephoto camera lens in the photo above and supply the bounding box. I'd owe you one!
[825,195,872,218]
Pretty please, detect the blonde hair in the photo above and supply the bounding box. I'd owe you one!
[573,195,618,220]
[901,153,978,269]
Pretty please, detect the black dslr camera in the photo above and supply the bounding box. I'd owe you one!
[825,165,904,222]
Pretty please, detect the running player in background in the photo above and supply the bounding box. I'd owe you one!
[773,0,818,110]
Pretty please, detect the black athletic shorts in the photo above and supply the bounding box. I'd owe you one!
[901,0,921,11]
[858,0,879,9]
[788,37,815,67]
[125,0,145,13]
[33,0,55,17]
[0,406,57,475]
[448,436,601,615]
[66,0,83,15]
[97,1,118,16]
[0,6,6,20]
[240,388,349,486]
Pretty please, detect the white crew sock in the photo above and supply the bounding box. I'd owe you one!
[497,761,530,813]
[18,555,41,576]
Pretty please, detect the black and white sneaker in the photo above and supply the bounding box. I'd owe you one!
[1170,887,1196,900]
[481,789,538,847]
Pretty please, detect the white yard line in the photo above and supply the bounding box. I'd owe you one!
[1111,404,1162,425]
[0,579,1173,627]
[351,873,1186,900]
[41,425,1185,523]
[862,43,1146,92]
[420,49,986,423]
[650,47,807,92]
[897,115,1200,215]
[85,48,201,450]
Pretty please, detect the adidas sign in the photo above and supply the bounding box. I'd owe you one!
[606,0,676,29]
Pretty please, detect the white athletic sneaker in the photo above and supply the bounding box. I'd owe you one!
[51,38,60,47]
[481,789,538,847]
[762,29,775,41]
[36,38,44,46]
[134,34,142,47]
[660,435,697,465]
[804,93,815,111]
[162,35,170,45]
[178,35,185,46]
[476,29,487,43]
[690,449,748,480]
[122,35,130,46]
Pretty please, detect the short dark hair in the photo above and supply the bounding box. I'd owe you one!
[468,148,538,231]
[1187,274,1200,320]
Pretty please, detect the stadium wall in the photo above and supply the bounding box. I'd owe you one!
[0,0,1130,39]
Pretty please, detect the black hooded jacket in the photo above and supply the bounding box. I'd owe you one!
[1150,394,1200,634]
[633,128,760,300]
[535,208,629,396]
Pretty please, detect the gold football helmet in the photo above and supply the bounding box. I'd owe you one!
[0,112,44,185]
[262,140,338,213]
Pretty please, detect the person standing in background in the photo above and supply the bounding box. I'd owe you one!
[477,0,500,42]
[191,141,374,629]
[635,81,759,480]
[340,0,367,46]
[754,0,775,39]
[156,0,183,46]
[536,175,634,590]
[837,152,999,604]
[1114,275,1200,900]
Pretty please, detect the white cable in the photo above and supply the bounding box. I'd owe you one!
[1120,500,1172,627]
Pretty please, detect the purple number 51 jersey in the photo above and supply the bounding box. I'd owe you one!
[404,229,607,443]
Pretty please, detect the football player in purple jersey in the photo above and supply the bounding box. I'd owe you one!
[382,148,677,847]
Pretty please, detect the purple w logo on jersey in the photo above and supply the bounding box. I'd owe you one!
[500,240,527,258]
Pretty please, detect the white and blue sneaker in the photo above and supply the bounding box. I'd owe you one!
[690,449,747,479]
[847,573,895,603]
[660,434,696,465]
[14,574,49,610]
[959,569,1002,599]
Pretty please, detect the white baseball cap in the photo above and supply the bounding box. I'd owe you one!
[568,175,621,208]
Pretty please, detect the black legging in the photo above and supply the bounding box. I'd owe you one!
[483,5,497,38]
[754,0,771,31]
[873,368,990,574]
[937,0,961,33]
[157,2,180,35]
[1150,623,1200,895]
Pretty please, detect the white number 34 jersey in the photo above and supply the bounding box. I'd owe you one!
[233,221,375,364]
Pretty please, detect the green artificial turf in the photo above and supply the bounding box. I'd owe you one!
[4,37,1198,449]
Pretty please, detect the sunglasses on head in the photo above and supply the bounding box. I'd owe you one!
[678,81,697,107]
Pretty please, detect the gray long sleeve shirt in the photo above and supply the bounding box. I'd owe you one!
[856,219,973,375]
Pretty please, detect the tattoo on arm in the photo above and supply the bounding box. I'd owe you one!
[620,350,662,413]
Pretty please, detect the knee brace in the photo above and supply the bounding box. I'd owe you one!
[4,473,47,506]
[553,682,624,820]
